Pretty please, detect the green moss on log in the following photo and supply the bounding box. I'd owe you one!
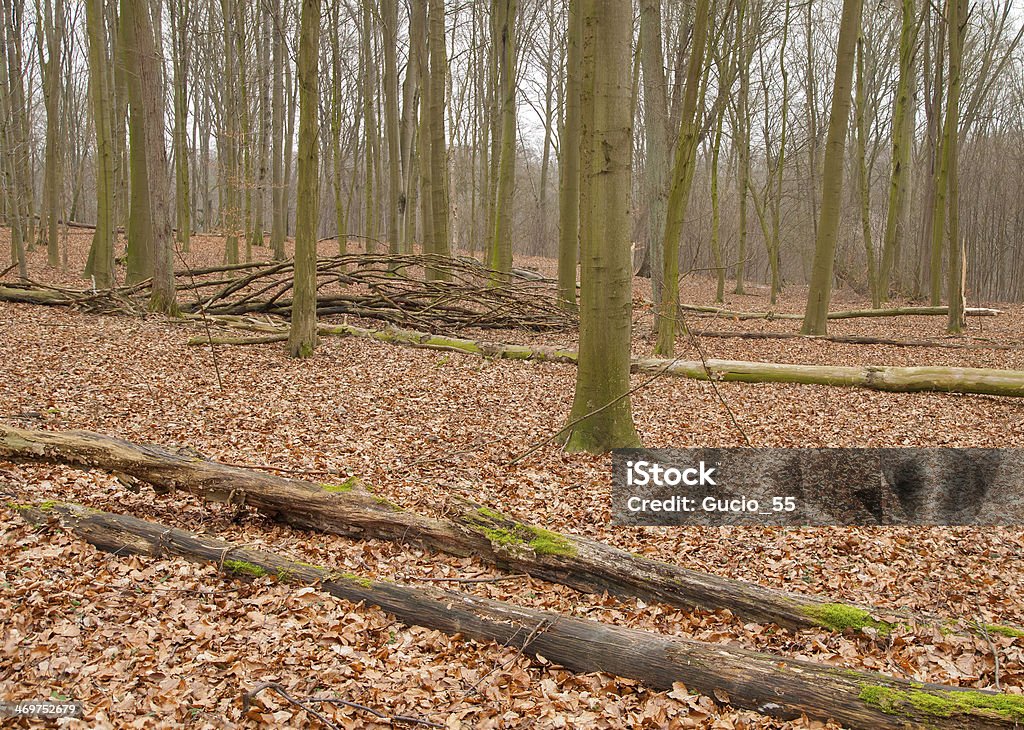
[985,623,1024,639]
[223,560,268,578]
[859,684,1024,721]
[336,572,374,588]
[469,507,576,557]
[801,603,895,634]
[321,477,361,493]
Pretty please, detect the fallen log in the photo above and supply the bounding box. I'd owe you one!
[680,304,1002,320]
[15,501,1023,729]
[188,318,1024,398]
[0,424,906,633]
[690,329,1022,351]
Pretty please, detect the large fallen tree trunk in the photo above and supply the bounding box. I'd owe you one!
[690,329,1021,351]
[15,501,1023,729]
[188,318,1024,398]
[680,304,1002,320]
[0,424,909,633]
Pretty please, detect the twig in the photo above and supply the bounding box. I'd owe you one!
[241,682,342,729]
[242,681,443,728]
[974,620,1002,691]
[461,619,553,700]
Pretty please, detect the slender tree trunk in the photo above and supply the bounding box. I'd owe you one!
[360,0,377,253]
[83,0,115,287]
[288,0,320,358]
[944,0,965,334]
[565,0,641,453]
[129,0,176,313]
[800,0,862,336]
[710,110,725,303]
[382,0,400,253]
[426,0,450,278]
[855,35,879,308]
[169,0,191,252]
[121,0,153,286]
[489,0,517,280]
[655,0,712,357]
[270,0,285,260]
[556,0,582,310]
[733,0,751,295]
[639,0,669,318]
[878,0,918,299]
[38,0,65,268]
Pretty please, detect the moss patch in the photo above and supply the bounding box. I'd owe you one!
[321,477,361,493]
[470,508,576,557]
[801,603,895,634]
[223,560,268,578]
[859,684,1024,721]
[984,623,1024,639]
[337,572,373,588]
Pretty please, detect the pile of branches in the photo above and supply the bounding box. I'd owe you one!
[175,253,573,332]
[0,254,574,332]
[0,279,150,315]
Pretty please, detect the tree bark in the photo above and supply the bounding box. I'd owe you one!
[801,0,862,335]
[564,0,641,452]
[555,0,581,311]
[0,424,889,632]
[17,501,1022,729]
[488,0,517,280]
[83,0,115,288]
[287,0,319,358]
[639,0,669,315]
[655,0,712,357]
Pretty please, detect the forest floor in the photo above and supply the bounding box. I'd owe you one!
[1,228,1023,728]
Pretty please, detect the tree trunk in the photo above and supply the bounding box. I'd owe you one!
[655,0,712,356]
[565,0,641,452]
[287,0,320,358]
[83,0,115,288]
[38,0,65,269]
[18,502,1022,729]
[801,0,862,335]
[944,0,965,334]
[556,0,581,311]
[639,0,669,316]
[129,0,176,314]
[488,0,517,280]
[269,0,286,260]
[0,423,971,635]
[426,0,450,278]
[120,0,153,287]
[169,0,191,252]
[381,0,400,253]
[855,35,880,309]
[878,0,918,299]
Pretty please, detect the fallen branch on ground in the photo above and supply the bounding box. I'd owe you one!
[188,317,1024,398]
[15,501,1023,729]
[690,329,1022,350]
[680,304,1002,320]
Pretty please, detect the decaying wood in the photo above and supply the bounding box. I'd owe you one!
[689,329,1022,350]
[1,254,574,332]
[0,424,900,632]
[680,304,1002,320]
[16,500,1023,729]
[188,317,1024,398]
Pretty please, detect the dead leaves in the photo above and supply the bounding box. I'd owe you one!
[2,231,1023,727]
